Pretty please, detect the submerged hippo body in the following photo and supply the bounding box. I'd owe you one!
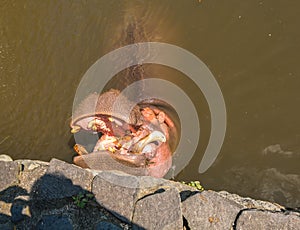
[70,18,178,178]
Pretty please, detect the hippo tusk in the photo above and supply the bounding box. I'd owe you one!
[87,120,98,129]
[71,126,81,134]
[131,131,166,153]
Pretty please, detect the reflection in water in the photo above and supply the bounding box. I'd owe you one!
[0,0,299,207]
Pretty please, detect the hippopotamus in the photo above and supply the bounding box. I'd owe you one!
[70,21,178,178]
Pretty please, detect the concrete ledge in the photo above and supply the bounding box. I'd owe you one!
[0,156,299,229]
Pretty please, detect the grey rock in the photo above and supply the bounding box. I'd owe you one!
[32,173,86,200]
[92,171,139,223]
[166,180,200,202]
[137,175,166,189]
[0,221,14,230]
[182,190,243,229]
[255,168,300,208]
[2,159,299,230]
[0,187,28,220]
[236,210,300,230]
[11,202,29,223]
[0,215,14,230]
[132,187,182,230]
[218,190,284,211]
[136,176,169,199]
[0,154,13,162]
[15,160,49,171]
[91,171,181,226]
[47,158,94,191]
[16,160,49,192]
[36,215,73,230]
[31,159,94,200]
[95,221,122,230]
[223,166,300,208]
[0,161,19,191]
[262,144,294,157]
[10,195,31,224]
[168,180,199,193]
[0,201,12,217]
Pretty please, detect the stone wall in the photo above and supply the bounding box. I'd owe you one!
[0,156,299,230]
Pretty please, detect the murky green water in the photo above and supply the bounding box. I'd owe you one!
[1,0,299,208]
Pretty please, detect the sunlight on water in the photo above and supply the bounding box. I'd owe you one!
[0,0,299,207]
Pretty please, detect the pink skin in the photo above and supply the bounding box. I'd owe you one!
[73,106,173,178]
[146,142,172,178]
[95,107,171,166]
[140,108,172,177]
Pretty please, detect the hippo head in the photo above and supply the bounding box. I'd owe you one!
[70,89,178,178]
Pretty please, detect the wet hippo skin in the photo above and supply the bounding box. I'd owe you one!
[70,22,178,178]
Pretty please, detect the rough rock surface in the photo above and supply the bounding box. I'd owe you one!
[16,160,49,192]
[47,158,94,192]
[235,209,300,230]
[0,157,299,230]
[218,190,285,211]
[36,215,73,230]
[0,161,19,191]
[92,171,139,223]
[133,187,182,230]
[181,190,243,229]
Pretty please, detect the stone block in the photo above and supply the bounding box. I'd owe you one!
[36,215,73,230]
[32,159,94,200]
[92,171,138,223]
[47,158,94,191]
[132,187,182,230]
[236,210,300,230]
[182,190,243,229]
[0,161,19,191]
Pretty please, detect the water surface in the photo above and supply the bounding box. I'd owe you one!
[0,0,299,207]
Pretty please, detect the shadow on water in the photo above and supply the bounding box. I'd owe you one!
[0,173,145,229]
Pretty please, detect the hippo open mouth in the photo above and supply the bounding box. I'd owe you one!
[70,89,177,177]
[70,18,179,177]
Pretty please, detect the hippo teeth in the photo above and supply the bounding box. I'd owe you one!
[108,117,123,126]
[131,131,166,153]
[87,119,111,133]
[71,126,81,134]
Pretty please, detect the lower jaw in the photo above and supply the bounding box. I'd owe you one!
[73,150,172,178]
